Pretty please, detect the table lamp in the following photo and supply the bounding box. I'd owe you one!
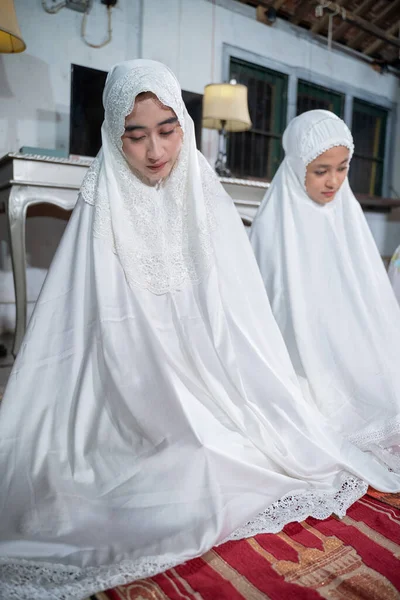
[0,0,26,53]
[202,81,251,177]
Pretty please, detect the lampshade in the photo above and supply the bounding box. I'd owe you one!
[202,83,251,132]
[0,0,26,53]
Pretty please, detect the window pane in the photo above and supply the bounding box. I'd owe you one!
[297,80,344,117]
[350,99,387,196]
[350,157,383,196]
[227,58,288,180]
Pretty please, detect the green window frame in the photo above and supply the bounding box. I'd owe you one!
[350,99,387,196]
[297,80,344,117]
[227,57,288,181]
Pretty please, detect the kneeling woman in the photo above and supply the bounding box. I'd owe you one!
[251,109,400,469]
[0,70,399,600]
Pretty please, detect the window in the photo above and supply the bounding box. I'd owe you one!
[223,47,392,195]
[227,58,288,181]
[297,80,344,117]
[182,91,203,150]
[350,99,388,196]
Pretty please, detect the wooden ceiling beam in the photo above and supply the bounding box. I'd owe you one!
[309,1,400,50]
[348,0,400,50]
[311,0,346,34]
[364,22,400,56]
[329,0,375,40]
[273,0,287,8]
[291,2,314,26]
[252,0,285,9]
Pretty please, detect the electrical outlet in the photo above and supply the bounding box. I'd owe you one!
[101,0,118,6]
[65,0,93,12]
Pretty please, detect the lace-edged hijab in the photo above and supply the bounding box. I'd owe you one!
[81,59,216,295]
[282,109,354,194]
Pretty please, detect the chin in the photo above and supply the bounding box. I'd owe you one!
[310,197,331,206]
[317,194,336,204]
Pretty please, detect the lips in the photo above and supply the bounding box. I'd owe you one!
[322,191,335,197]
[147,162,167,172]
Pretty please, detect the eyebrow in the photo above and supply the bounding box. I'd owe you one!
[314,159,349,168]
[125,116,178,132]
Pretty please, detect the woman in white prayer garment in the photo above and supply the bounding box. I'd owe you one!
[250,109,400,472]
[389,244,400,305]
[1,66,400,600]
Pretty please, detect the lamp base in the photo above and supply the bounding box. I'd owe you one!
[213,126,232,177]
[214,158,231,178]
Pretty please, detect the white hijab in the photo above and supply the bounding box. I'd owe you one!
[250,109,400,462]
[389,244,400,305]
[1,70,400,600]
[81,59,215,294]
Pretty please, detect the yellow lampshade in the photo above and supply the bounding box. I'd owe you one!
[0,0,26,53]
[202,82,251,132]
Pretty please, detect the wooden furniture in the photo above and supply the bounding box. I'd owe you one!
[0,153,92,356]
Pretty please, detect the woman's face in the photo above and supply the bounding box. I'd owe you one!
[305,145,350,205]
[121,93,183,184]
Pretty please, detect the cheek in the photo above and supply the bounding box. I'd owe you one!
[169,134,183,159]
[305,173,318,195]
[122,140,142,165]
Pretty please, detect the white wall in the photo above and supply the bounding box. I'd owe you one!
[0,0,141,334]
[142,0,397,98]
[141,0,399,165]
[0,0,141,156]
[2,0,398,162]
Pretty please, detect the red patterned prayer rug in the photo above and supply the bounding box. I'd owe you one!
[367,487,400,510]
[92,491,400,600]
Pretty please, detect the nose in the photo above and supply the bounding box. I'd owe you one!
[326,172,338,189]
[147,135,163,162]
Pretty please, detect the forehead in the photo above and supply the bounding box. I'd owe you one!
[311,145,350,166]
[125,96,176,125]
